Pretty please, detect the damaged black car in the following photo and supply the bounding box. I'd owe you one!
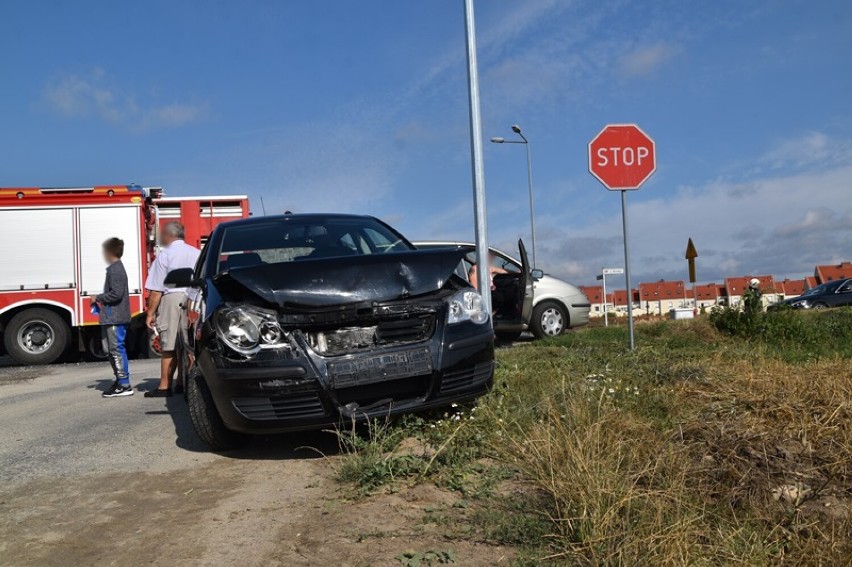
[166,214,494,450]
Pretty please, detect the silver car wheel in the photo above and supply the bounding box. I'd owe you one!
[540,307,564,336]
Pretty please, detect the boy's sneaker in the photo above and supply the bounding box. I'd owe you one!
[103,382,134,398]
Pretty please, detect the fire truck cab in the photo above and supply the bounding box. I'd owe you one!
[0,185,249,366]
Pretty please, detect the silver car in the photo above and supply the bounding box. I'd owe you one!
[414,240,591,340]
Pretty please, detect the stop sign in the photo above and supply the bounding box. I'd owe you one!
[588,124,656,190]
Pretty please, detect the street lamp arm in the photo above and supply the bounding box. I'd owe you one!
[491,125,536,269]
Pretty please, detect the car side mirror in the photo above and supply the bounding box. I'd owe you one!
[531,268,544,280]
[164,268,199,289]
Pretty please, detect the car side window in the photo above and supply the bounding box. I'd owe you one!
[463,251,521,277]
[839,281,852,293]
[494,255,520,274]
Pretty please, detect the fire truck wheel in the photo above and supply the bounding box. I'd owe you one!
[149,331,162,358]
[4,308,70,366]
[187,370,247,451]
[84,331,110,361]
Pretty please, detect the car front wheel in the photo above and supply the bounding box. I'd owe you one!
[187,371,248,451]
[531,301,568,339]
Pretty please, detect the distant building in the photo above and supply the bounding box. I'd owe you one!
[777,277,817,299]
[725,275,778,307]
[815,262,852,283]
[578,285,607,317]
[694,283,726,310]
[611,288,639,313]
[597,260,849,315]
[638,280,691,316]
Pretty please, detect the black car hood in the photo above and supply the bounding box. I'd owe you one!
[213,248,467,309]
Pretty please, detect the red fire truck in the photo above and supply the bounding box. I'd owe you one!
[0,185,249,365]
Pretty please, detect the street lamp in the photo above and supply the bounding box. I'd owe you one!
[490,124,537,268]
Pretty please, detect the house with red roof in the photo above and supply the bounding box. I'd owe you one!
[777,277,817,299]
[578,285,606,317]
[815,262,852,284]
[611,289,639,312]
[694,283,726,310]
[638,280,691,316]
[724,275,778,308]
[589,260,850,317]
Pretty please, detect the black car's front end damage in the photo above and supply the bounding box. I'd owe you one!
[194,248,494,434]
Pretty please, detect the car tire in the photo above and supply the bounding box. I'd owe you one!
[812,302,828,310]
[495,331,522,342]
[3,308,70,366]
[530,301,568,339]
[187,370,247,451]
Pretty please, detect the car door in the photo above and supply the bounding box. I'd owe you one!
[516,239,534,324]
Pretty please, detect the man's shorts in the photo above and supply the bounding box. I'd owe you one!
[157,292,188,352]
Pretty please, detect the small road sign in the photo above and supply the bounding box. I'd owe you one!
[602,268,624,275]
[685,238,698,283]
[588,124,656,190]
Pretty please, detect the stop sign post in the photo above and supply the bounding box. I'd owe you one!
[588,124,657,351]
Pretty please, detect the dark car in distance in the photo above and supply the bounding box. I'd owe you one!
[165,214,494,450]
[774,278,852,310]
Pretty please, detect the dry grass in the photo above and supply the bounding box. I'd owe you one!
[493,317,852,565]
[335,312,852,565]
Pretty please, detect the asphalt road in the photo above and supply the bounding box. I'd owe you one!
[0,358,224,484]
[0,357,513,566]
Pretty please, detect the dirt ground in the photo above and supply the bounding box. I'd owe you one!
[0,457,512,567]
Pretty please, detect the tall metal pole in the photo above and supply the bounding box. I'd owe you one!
[464,0,491,310]
[523,139,537,268]
[621,190,635,350]
[602,271,608,328]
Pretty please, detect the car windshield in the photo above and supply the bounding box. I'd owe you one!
[215,217,413,273]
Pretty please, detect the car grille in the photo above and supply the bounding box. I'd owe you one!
[232,393,326,421]
[309,314,436,356]
[440,362,494,394]
[375,315,434,343]
[335,375,430,409]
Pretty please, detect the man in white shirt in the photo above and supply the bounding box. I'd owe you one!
[144,222,200,397]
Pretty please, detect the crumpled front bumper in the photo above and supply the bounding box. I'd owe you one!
[196,319,494,434]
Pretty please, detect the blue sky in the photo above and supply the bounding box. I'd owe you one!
[1,0,850,286]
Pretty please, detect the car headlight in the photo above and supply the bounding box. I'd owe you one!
[215,305,287,354]
[447,290,489,325]
[791,300,809,309]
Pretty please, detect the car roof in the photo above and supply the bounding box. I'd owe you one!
[412,240,518,262]
[226,212,380,226]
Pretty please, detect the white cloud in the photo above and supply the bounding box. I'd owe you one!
[618,42,682,77]
[758,131,852,171]
[43,69,207,131]
[528,158,852,285]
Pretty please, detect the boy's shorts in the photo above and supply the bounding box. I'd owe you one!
[156,292,188,352]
